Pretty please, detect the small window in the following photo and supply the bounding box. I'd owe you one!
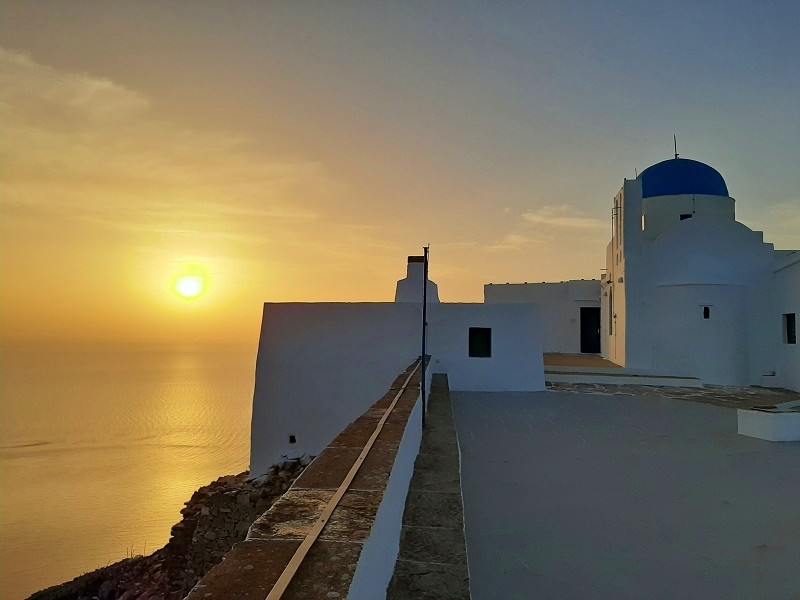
[785,313,797,344]
[469,327,492,358]
[680,213,693,220]
[289,435,296,444]
[703,306,710,319]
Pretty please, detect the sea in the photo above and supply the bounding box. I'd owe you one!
[0,342,257,600]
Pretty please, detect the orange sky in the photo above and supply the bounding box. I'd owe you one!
[1,4,798,344]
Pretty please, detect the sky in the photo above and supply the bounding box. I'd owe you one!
[1,1,798,344]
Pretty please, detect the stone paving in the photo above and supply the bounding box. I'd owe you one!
[548,381,799,410]
[388,373,471,600]
[453,388,800,600]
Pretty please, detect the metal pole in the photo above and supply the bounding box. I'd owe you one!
[421,245,429,428]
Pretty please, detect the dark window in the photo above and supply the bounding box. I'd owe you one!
[785,313,797,344]
[703,306,710,319]
[469,327,492,358]
[680,213,693,220]
[289,435,296,444]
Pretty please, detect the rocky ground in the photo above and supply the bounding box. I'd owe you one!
[547,381,800,409]
[28,459,307,600]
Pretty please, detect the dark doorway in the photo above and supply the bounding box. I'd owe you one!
[580,307,601,353]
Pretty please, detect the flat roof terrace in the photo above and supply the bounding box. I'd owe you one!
[543,353,622,369]
[452,388,800,600]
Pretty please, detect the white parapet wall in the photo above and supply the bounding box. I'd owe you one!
[348,390,424,599]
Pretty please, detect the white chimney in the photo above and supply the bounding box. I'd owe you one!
[394,255,440,303]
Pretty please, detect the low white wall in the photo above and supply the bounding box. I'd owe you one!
[349,392,424,599]
[428,303,545,391]
[737,410,800,442]
[250,303,420,476]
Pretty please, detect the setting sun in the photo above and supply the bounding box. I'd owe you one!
[172,266,208,300]
[175,276,204,298]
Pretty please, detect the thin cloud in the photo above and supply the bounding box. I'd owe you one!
[0,48,150,123]
[0,48,331,244]
[489,233,549,252]
[522,204,605,229]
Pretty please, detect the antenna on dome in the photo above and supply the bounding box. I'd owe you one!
[674,134,679,159]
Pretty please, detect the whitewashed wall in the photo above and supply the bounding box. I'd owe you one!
[250,303,420,477]
[484,281,599,354]
[641,194,735,240]
[602,178,641,367]
[773,253,800,391]
[653,284,749,385]
[428,303,545,392]
[250,301,545,473]
[638,218,775,383]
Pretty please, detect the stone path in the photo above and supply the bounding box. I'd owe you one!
[387,373,471,600]
[547,381,799,409]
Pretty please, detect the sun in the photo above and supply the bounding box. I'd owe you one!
[175,275,204,298]
[172,266,209,300]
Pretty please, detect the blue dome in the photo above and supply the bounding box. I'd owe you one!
[639,158,728,198]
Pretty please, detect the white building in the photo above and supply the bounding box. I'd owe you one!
[249,256,544,474]
[490,156,798,390]
[485,280,601,354]
[249,155,798,472]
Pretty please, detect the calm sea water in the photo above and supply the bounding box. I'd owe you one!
[0,342,256,599]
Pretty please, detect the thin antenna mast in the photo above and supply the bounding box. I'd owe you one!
[674,134,679,159]
[420,245,429,429]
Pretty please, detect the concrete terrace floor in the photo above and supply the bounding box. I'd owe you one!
[452,388,800,600]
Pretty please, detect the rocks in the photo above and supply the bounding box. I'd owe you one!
[97,581,115,600]
[28,460,307,600]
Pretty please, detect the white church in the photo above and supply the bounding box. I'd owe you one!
[488,156,799,390]
[249,155,799,473]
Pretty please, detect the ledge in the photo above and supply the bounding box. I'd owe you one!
[186,359,425,599]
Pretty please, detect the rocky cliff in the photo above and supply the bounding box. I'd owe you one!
[28,459,307,600]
